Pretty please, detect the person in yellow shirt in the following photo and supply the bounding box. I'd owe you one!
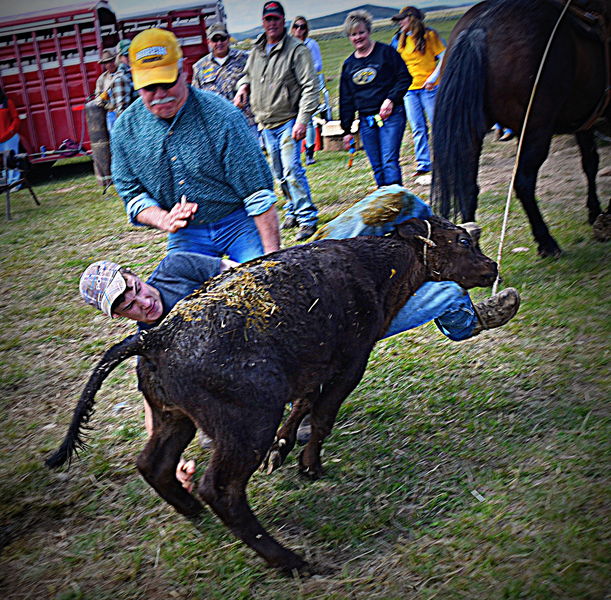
[391,6,445,177]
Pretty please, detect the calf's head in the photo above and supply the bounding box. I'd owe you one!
[394,216,497,289]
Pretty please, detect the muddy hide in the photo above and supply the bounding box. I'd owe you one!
[85,101,112,190]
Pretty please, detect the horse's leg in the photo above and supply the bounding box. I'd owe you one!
[513,130,561,258]
[575,130,602,224]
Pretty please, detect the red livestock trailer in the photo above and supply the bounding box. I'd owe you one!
[0,1,225,166]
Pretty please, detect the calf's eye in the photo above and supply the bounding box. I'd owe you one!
[458,237,471,247]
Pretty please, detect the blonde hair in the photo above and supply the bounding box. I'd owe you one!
[343,10,373,37]
[292,15,309,37]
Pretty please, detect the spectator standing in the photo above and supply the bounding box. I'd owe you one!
[391,6,446,177]
[107,38,138,129]
[111,28,280,261]
[235,1,318,241]
[192,23,257,137]
[93,49,118,131]
[290,15,322,165]
[340,10,411,187]
[0,86,21,187]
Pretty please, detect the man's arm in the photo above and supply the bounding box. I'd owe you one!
[253,206,280,254]
[293,46,318,129]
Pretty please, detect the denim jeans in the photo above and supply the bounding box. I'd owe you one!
[106,111,117,133]
[359,104,406,187]
[382,281,478,341]
[261,119,318,227]
[404,87,437,172]
[167,207,264,262]
[0,133,21,186]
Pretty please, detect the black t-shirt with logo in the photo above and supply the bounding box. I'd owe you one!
[339,41,411,135]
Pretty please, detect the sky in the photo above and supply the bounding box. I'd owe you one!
[0,1,469,33]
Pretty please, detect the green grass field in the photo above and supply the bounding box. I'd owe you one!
[0,12,609,600]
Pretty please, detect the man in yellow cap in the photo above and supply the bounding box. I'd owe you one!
[110,28,280,262]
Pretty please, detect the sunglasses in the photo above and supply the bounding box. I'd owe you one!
[292,23,306,30]
[142,77,179,92]
[211,35,229,42]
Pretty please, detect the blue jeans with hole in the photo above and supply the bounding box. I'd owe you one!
[359,104,407,187]
[404,87,437,172]
[261,119,318,227]
[167,207,264,263]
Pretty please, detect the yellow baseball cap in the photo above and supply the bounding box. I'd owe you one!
[129,28,183,90]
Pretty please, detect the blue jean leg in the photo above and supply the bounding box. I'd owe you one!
[166,208,264,263]
[0,133,21,185]
[305,119,316,148]
[404,87,437,172]
[382,280,478,341]
[359,106,406,186]
[261,120,317,227]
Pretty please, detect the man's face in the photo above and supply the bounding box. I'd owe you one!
[263,15,285,43]
[139,71,188,119]
[104,61,117,73]
[112,272,163,324]
[210,34,230,58]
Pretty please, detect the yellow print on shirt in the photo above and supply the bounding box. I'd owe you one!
[352,68,377,85]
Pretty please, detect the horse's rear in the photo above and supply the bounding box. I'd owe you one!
[432,0,608,256]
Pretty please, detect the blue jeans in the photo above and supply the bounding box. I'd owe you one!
[261,119,318,227]
[0,133,21,186]
[106,111,117,133]
[382,281,478,341]
[359,104,407,187]
[167,208,264,263]
[404,87,437,172]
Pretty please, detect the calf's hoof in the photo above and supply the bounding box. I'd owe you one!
[537,243,562,259]
[260,438,289,475]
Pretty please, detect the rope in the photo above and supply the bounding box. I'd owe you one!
[492,0,573,295]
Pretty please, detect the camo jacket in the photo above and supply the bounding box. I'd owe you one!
[191,49,255,127]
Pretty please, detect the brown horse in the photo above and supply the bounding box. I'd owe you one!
[432,0,610,257]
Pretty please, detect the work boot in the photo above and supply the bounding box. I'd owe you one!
[295,224,317,241]
[305,146,316,165]
[282,215,297,230]
[296,415,311,446]
[471,287,520,336]
[461,221,482,245]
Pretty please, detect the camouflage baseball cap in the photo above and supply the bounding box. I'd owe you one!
[79,261,126,317]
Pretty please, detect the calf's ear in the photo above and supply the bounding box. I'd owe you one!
[394,218,427,240]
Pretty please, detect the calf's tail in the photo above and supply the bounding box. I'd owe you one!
[46,333,148,469]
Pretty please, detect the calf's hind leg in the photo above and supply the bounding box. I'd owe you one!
[197,400,307,571]
[136,407,202,517]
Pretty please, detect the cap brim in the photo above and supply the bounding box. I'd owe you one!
[263,12,284,18]
[132,63,179,90]
[100,270,127,316]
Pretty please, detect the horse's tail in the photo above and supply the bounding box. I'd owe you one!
[432,26,489,220]
[45,332,149,469]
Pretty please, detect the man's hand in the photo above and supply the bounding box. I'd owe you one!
[234,85,250,109]
[292,122,307,141]
[159,201,198,233]
[136,202,198,233]
[176,458,196,493]
[343,133,354,150]
[379,99,394,120]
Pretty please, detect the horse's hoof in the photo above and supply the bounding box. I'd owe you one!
[537,245,562,259]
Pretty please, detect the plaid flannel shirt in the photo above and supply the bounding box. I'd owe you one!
[110,63,137,116]
[191,49,255,126]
